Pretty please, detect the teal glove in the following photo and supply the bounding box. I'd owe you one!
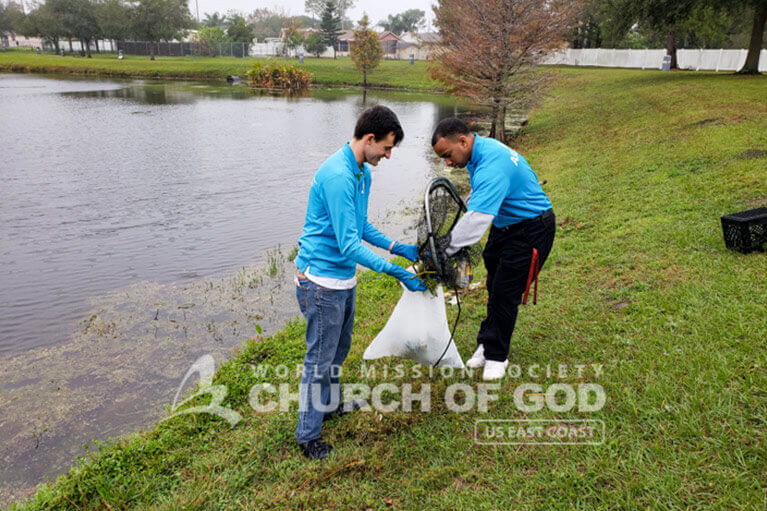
[391,241,420,262]
[385,263,427,292]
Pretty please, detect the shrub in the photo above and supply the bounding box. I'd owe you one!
[246,61,312,91]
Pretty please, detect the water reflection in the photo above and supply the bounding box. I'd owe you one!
[0,73,480,505]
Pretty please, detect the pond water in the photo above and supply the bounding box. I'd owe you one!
[0,73,470,503]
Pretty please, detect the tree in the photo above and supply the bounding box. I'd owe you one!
[304,31,326,57]
[336,0,355,29]
[95,0,131,44]
[738,0,767,73]
[304,0,326,20]
[432,0,581,142]
[247,8,287,41]
[130,0,194,59]
[350,13,383,87]
[378,9,426,35]
[51,0,100,57]
[603,0,703,68]
[227,19,254,43]
[20,0,64,53]
[195,26,225,54]
[320,0,342,59]
[1,2,23,34]
[282,18,304,57]
[202,11,227,28]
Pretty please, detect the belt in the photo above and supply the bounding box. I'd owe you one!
[498,208,554,232]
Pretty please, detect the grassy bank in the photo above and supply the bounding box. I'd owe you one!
[0,50,438,90]
[11,67,767,510]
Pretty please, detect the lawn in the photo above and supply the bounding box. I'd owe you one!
[0,49,438,90]
[10,67,767,510]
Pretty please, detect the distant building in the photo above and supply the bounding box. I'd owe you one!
[1,32,44,49]
[397,32,440,60]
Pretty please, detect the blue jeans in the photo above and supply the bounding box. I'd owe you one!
[295,277,356,444]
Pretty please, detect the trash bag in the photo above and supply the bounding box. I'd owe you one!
[363,284,465,368]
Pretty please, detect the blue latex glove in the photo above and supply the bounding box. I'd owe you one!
[391,241,420,262]
[385,263,427,292]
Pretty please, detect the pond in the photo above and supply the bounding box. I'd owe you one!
[0,73,472,503]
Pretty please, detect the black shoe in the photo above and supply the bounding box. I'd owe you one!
[323,399,368,422]
[299,438,333,460]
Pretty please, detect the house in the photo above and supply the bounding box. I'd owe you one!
[1,32,44,49]
[397,32,440,60]
[378,31,400,56]
[331,30,401,57]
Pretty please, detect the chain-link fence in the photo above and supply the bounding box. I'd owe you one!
[117,41,251,58]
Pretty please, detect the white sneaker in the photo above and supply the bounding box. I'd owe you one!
[466,345,486,368]
[482,359,509,381]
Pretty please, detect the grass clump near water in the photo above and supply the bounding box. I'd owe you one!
[11,67,767,510]
[0,50,438,90]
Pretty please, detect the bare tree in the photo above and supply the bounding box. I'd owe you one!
[431,0,581,141]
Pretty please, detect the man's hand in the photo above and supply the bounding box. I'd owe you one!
[391,241,420,262]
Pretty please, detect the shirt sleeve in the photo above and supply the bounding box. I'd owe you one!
[466,163,509,217]
[323,174,390,273]
[446,211,494,256]
[362,222,394,251]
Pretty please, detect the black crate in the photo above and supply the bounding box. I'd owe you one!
[721,207,767,253]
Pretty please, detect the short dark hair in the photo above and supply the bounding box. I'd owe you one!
[431,117,470,146]
[354,105,404,145]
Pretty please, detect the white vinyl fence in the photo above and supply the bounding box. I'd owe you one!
[545,48,767,72]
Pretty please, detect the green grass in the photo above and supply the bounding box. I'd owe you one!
[0,49,438,90]
[10,67,767,510]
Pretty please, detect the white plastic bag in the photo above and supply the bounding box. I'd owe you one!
[363,284,465,368]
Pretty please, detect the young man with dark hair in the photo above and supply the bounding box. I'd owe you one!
[431,117,555,381]
[294,105,426,460]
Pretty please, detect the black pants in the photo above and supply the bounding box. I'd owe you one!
[477,209,556,362]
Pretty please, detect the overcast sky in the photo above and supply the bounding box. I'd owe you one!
[191,0,438,30]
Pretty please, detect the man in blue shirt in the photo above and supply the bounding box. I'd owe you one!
[431,118,555,381]
[294,106,426,459]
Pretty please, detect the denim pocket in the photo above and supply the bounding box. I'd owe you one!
[296,279,309,316]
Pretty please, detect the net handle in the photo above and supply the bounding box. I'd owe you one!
[421,177,468,273]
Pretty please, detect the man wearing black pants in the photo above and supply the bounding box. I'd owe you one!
[431,118,555,380]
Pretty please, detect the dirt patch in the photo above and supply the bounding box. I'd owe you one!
[686,118,720,128]
[613,300,631,312]
[747,197,767,208]
[735,149,767,160]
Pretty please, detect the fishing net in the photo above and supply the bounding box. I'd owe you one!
[363,178,484,369]
[415,178,483,292]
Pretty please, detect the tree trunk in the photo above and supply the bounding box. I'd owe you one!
[85,38,91,58]
[150,44,155,60]
[499,104,507,144]
[363,70,367,88]
[738,3,766,75]
[488,102,498,139]
[53,37,59,54]
[94,39,99,54]
[666,28,677,69]
[68,38,73,52]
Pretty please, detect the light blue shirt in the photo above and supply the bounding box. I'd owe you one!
[295,143,394,280]
[466,134,552,228]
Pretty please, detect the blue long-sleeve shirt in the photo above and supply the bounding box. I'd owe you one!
[295,143,394,279]
[466,134,552,227]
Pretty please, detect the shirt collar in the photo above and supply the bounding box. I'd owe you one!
[343,142,365,178]
[467,133,482,169]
